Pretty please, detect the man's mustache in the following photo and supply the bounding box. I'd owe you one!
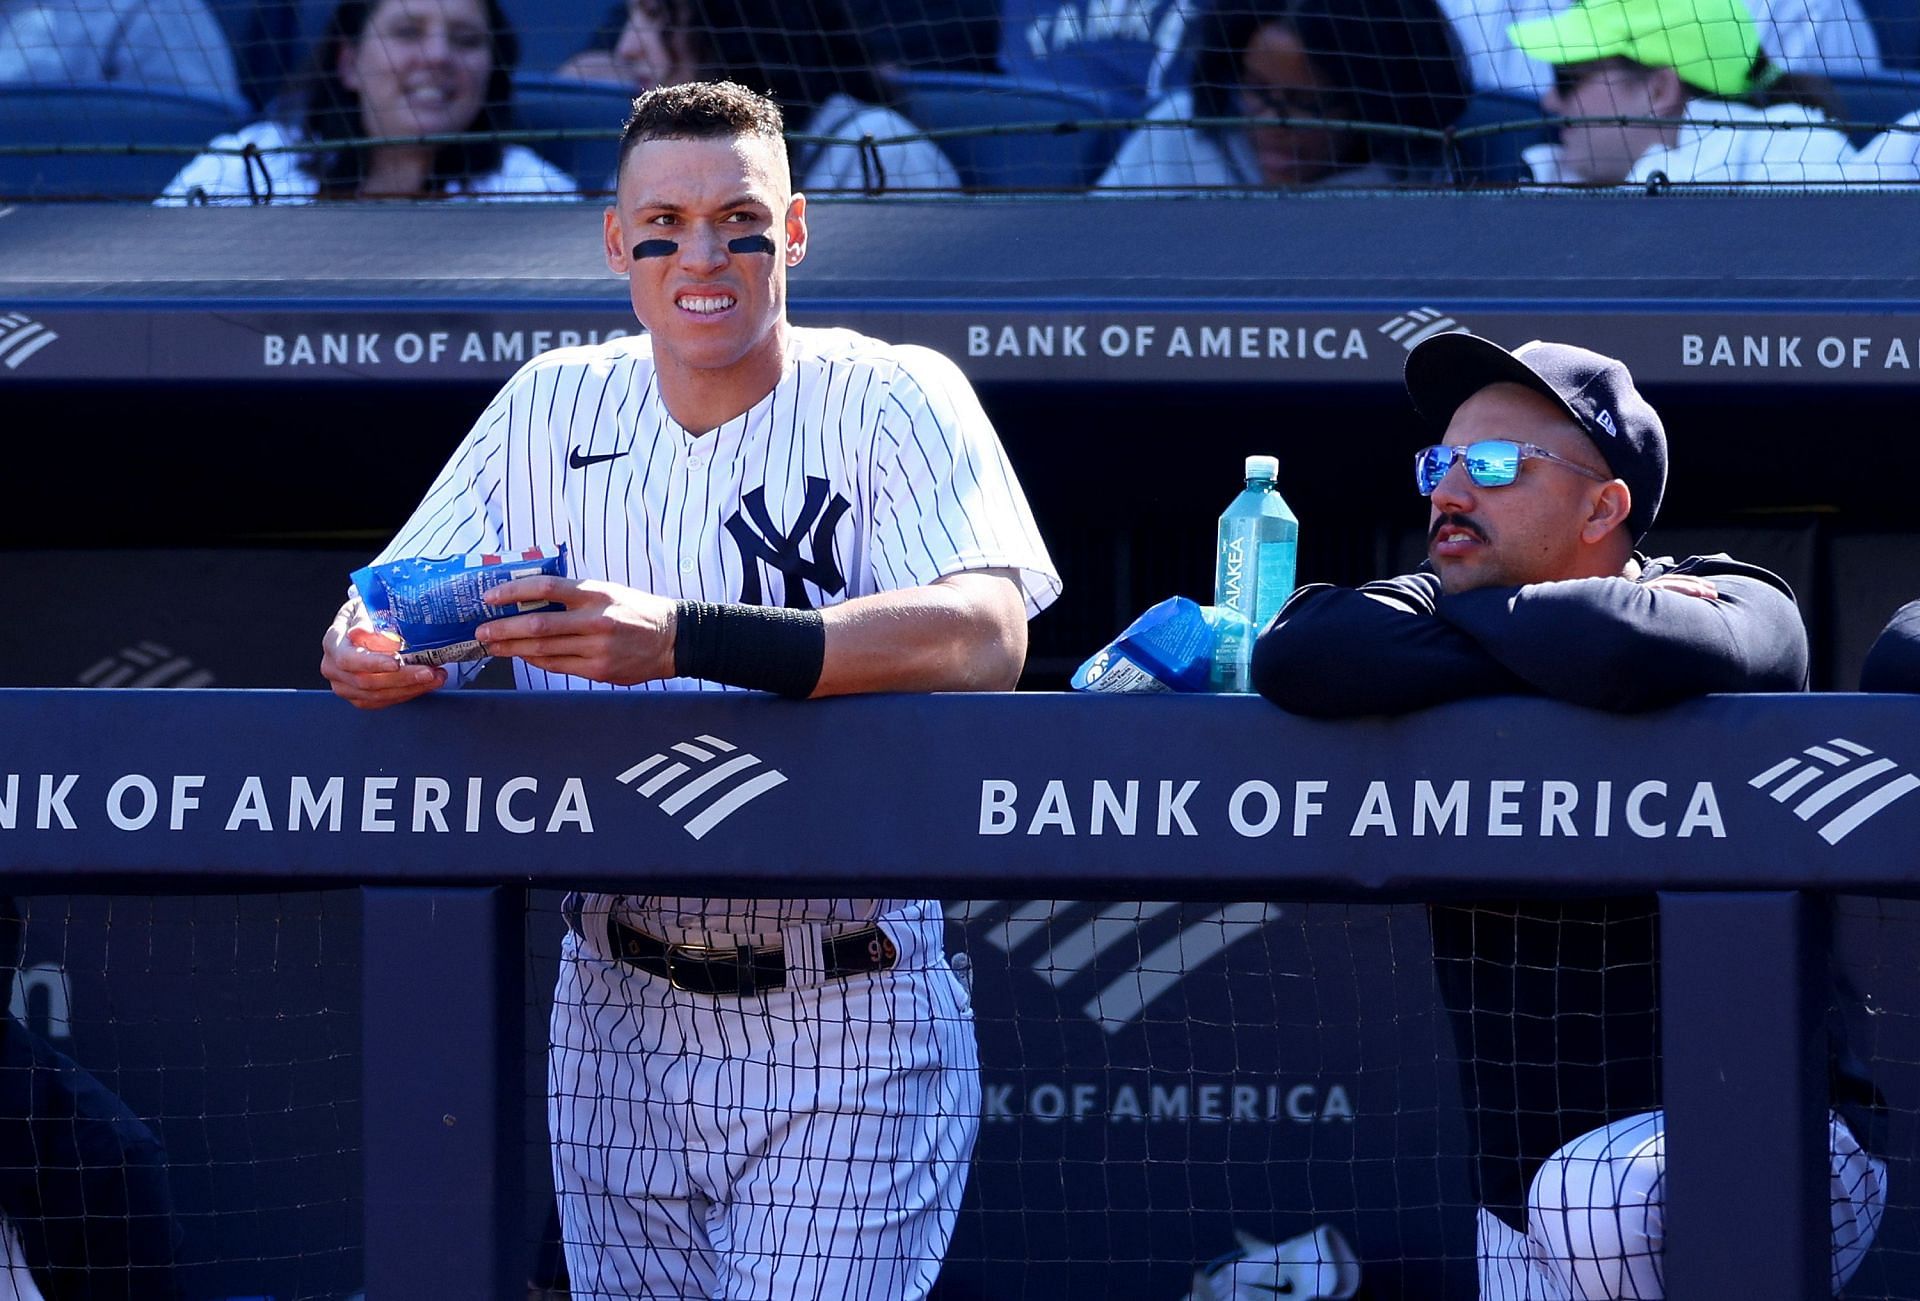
[1429,513,1488,545]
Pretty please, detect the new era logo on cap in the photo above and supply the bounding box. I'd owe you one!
[615,734,787,839]
[1594,409,1618,438]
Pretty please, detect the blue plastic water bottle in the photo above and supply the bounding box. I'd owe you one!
[1212,455,1299,692]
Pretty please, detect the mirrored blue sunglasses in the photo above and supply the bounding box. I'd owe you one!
[1414,440,1611,496]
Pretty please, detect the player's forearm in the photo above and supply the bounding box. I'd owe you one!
[1252,585,1524,717]
[812,571,1029,696]
[1437,576,1809,710]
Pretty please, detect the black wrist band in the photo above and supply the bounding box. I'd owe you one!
[672,601,827,698]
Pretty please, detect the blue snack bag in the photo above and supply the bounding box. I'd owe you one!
[352,544,569,666]
[1070,597,1251,693]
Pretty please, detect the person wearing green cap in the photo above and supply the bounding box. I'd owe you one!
[1510,0,1871,184]
[1437,0,1879,101]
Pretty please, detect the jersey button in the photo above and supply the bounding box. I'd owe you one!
[680,558,695,574]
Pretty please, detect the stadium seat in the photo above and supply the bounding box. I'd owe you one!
[1857,0,1920,71]
[0,85,247,200]
[510,74,632,192]
[1443,90,1554,185]
[887,71,1127,190]
[1828,68,1920,145]
[498,0,616,73]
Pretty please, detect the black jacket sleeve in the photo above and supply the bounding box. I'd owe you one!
[1432,557,1809,712]
[1251,574,1530,717]
[1861,601,1920,693]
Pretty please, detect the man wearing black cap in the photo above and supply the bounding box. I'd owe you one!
[1253,334,1885,1298]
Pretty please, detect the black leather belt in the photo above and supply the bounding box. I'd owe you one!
[606,917,897,996]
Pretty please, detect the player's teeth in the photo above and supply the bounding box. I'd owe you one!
[681,297,733,314]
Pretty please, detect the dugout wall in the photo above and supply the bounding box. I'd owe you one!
[4,193,1920,1297]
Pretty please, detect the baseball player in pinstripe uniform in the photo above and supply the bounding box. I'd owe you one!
[321,80,1060,1299]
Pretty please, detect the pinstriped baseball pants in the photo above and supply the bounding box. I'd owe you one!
[1477,1109,1886,1299]
[548,916,979,1300]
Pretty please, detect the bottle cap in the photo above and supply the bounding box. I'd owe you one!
[1244,455,1278,481]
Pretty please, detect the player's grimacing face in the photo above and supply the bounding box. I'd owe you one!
[604,135,806,376]
[1426,384,1616,594]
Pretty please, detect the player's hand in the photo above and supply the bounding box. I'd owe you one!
[319,600,448,709]
[476,576,677,684]
[1642,574,1720,601]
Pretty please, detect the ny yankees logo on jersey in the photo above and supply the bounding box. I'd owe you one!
[724,477,851,609]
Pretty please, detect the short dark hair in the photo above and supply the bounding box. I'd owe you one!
[1188,0,1468,160]
[615,80,786,181]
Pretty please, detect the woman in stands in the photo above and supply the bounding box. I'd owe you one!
[1514,0,1867,185]
[559,0,961,191]
[158,0,575,203]
[1095,0,1468,189]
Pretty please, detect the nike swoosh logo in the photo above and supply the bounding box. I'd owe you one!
[568,446,623,469]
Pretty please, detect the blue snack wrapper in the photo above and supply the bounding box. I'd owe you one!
[1070,596,1251,693]
[352,544,569,666]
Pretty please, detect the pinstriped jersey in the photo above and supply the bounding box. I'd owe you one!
[374,325,1061,942]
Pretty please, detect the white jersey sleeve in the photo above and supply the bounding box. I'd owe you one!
[364,372,527,685]
[869,344,1062,616]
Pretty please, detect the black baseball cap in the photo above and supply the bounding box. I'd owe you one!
[1404,333,1668,541]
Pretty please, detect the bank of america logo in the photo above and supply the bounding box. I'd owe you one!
[951,900,1280,1033]
[1749,738,1920,844]
[0,312,58,371]
[615,735,787,839]
[1377,307,1464,351]
[77,642,214,688]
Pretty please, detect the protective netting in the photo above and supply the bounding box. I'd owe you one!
[0,892,360,1301]
[0,891,1894,1297]
[2,0,1918,199]
[527,896,1459,1298]
[1830,895,1920,1301]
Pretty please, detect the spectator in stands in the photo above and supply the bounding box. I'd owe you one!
[0,0,241,102]
[1250,332,1887,1298]
[1842,108,1920,180]
[1512,0,1869,185]
[560,0,961,191]
[555,0,689,91]
[1861,601,1920,689]
[1440,0,1880,99]
[1095,0,1468,189]
[157,0,576,203]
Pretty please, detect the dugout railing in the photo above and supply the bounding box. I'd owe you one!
[2,687,1915,1298]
